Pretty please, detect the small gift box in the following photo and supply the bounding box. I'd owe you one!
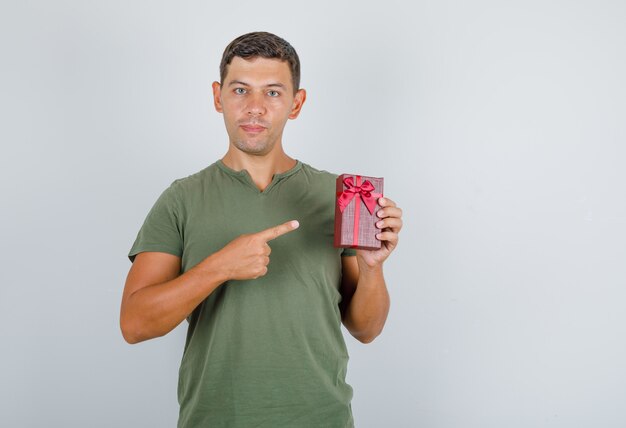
[334,174,384,250]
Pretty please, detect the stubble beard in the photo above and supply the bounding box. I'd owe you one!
[232,137,274,156]
[230,116,275,155]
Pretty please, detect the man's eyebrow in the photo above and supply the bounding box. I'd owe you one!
[228,80,250,87]
[227,80,286,89]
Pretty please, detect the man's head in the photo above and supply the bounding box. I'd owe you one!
[213,32,306,157]
[219,32,300,94]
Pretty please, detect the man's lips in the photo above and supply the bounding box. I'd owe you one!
[240,124,266,133]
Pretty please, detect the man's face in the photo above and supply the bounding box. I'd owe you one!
[212,56,306,156]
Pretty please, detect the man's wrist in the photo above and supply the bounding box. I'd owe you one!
[357,260,384,279]
[194,251,230,284]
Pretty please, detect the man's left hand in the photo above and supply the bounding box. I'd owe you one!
[356,197,403,269]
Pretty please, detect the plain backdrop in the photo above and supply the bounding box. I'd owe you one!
[1,1,625,427]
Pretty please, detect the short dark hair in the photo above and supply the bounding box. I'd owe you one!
[219,32,301,93]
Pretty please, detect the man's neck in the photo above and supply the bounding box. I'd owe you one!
[221,147,296,192]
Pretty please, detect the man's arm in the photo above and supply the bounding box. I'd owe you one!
[119,220,299,344]
[119,251,225,344]
[339,197,402,344]
[339,256,390,343]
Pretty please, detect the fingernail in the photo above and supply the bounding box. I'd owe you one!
[291,220,299,228]
[376,221,384,228]
[376,233,382,240]
[377,210,384,217]
[379,197,386,204]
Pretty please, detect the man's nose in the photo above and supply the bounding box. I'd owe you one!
[246,93,266,116]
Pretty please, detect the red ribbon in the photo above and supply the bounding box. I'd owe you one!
[337,175,381,247]
[337,176,378,214]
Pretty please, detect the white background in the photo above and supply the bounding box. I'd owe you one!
[1,1,625,427]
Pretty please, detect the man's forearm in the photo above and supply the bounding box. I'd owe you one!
[343,266,390,343]
[122,255,227,344]
[122,222,299,344]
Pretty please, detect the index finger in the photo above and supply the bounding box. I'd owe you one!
[257,220,300,242]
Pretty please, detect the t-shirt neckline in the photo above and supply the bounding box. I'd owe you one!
[215,159,302,193]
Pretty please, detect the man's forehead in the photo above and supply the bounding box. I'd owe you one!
[225,56,292,87]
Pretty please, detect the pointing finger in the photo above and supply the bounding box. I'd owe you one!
[257,220,300,242]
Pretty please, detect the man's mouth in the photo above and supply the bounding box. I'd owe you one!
[240,124,266,133]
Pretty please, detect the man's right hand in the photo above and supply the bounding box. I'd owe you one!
[213,220,300,281]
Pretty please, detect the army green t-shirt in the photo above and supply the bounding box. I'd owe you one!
[128,160,357,428]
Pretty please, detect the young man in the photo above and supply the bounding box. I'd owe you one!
[120,32,403,427]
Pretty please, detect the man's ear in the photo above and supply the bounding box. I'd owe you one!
[288,88,307,120]
[212,81,223,113]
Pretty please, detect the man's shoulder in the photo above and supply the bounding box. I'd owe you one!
[149,162,220,208]
[167,162,220,191]
[298,161,340,182]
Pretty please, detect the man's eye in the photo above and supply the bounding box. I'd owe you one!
[267,90,279,97]
[234,88,246,95]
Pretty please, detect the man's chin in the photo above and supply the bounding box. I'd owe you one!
[233,140,272,156]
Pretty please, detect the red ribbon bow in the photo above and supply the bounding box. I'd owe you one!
[337,176,378,214]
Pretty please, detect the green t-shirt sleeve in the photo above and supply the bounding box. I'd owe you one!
[341,248,356,257]
[128,182,183,263]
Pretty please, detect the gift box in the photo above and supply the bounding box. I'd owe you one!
[334,174,384,250]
